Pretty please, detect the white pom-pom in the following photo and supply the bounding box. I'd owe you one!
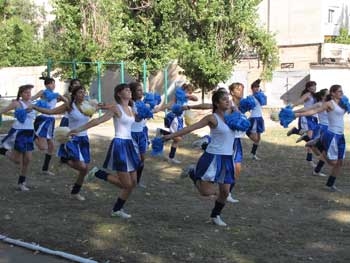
[54,127,71,144]
[80,100,97,116]
[0,99,12,111]
[184,110,196,126]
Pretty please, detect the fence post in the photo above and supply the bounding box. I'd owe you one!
[120,61,125,83]
[97,61,102,116]
[47,58,52,77]
[143,61,147,92]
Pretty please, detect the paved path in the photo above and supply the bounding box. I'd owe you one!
[0,242,72,263]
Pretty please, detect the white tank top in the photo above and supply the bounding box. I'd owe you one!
[206,113,236,155]
[41,89,58,117]
[113,104,134,139]
[304,94,317,118]
[68,102,90,136]
[131,103,146,132]
[250,96,262,118]
[328,100,344,135]
[13,100,36,130]
[229,100,245,138]
[318,110,329,126]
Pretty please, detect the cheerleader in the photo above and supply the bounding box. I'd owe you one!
[287,81,318,167]
[160,83,198,164]
[294,89,329,177]
[70,83,140,218]
[294,85,347,191]
[59,78,81,127]
[246,79,266,160]
[130,81,150,188]
[0,85,36,191]
[33,85,98,200]
[164,89,235,226]
[31,77,67,176]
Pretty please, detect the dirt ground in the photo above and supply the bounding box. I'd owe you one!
[0,115,350,263]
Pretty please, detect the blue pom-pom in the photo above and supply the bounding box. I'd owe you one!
[339,95,350,113]
[278,106,295,128]
[171,103,183,116]
[135,101,153,119]
[224,111,250,131]
[15,108,27,123]
[175,88,188,105]
[254,91,267,106]
[35,100,50,109]
[43,89,59,102]
[151,137,164,156]
[239,96,256,113]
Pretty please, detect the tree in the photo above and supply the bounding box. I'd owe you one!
[44,0,278,90]
[0,0,45,67]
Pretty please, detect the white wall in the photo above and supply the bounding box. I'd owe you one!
[0,66,66,98]
[310,67,350,98]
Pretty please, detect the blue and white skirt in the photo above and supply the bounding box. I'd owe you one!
[298,116,318,133]
[58,135,90,163]
[246,117,265,135]
[59,116,69,127]
[103,138,140,172]
[233,138,243,163]
[320,130,346,161]
[195,152,235,185]
[34,115,55,139]
[1,128,34,152]
[131,127,148,154]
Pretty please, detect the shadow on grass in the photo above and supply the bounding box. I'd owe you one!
[1,121,350,263]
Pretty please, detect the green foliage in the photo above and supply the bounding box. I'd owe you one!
[0,0,44,67]
[326,27,350,44]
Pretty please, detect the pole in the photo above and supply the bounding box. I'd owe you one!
[120,61,125,83]
[72,59,77,79]
[97,61,102,117]
[164,67,168,114]
[47,58,52,77]
[143,61,147,92]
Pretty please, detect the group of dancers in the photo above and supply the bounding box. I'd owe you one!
[0,77,347,227]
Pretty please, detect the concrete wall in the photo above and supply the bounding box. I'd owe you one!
[0,66,66,98]
[279,45,321,69]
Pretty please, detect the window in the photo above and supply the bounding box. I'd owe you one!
[328,9,334,23]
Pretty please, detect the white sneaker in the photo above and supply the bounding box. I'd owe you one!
[168,158,182,164]
[305,138,319,147]
[42,170,55,176]
[137,182,147,188]
[18,183,30,191]
[226,193,239,203]
[312,170,327,177]
[328,185,342,192]
[111,209,132,219]
[181,164,196,178]
[307,161,317,168]
[71,193,86,201]
[211,215,227,227]
[251,154,261,161]
[296,134,309,143]
[85,166,99,182]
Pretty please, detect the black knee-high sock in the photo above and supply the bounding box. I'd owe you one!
[306,153,312,162]
[0,148,8,155]
[18,176,26,184]
[42,154,52,171]
[251,144,258,155]
[326,176,336,187]
[314,160,325,173]
[188,168,197,185]
[229,183,235,192]
[71,183,82,194]
[95,170,108,181]
[210,201,225,218]
[137,162,144,183]
[113,198,126,212]
[169,146,177,159]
